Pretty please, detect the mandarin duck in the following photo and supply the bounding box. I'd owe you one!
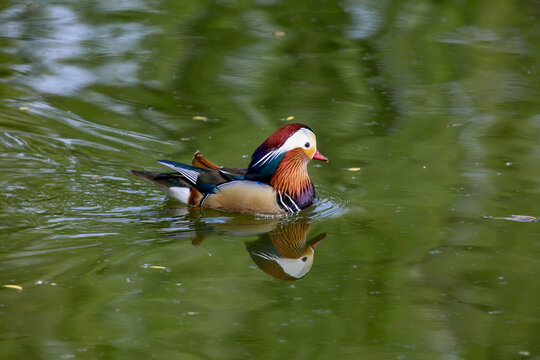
[246,219,326,280]
[129,123,328,215]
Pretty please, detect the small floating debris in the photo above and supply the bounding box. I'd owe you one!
[347,167,361,172]
[483,215,539,222]
[3,285,23,291]
[142,264,170,271]
[192,116,207,121]
[148,265,166,269]
[518,350,530,356]
[19,106,29,110]
[273,31,286,37]
[285,115,295,121]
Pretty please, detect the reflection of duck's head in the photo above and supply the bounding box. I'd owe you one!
[246,219,326,280]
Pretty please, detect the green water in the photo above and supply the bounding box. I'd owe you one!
[1,0,539,359]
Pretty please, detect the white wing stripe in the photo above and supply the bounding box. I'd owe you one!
[158,162,199,184]
[172,167,198,184]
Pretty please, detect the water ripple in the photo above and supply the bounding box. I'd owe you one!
[304,187,349,219]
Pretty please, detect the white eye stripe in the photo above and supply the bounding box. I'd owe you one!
[252,128,316,168]
[252,128,316,167]
[281,128,316,152]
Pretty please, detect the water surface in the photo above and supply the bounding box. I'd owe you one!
[1,1,539,359]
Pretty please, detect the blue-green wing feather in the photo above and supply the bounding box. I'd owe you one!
[157,159,235,195]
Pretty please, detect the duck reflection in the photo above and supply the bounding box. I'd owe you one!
[178,211,326,281]
[245,220,326,281]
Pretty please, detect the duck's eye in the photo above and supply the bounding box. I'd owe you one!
[301,256,308,262]
[304,142,310,148]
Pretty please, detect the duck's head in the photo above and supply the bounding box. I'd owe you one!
[246,123,328,180]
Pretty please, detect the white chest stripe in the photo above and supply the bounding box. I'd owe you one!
[277,191,301,213]
[278,192,292,213]
[284,193,300,211]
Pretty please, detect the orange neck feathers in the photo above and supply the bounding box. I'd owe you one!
[270,149,314,207]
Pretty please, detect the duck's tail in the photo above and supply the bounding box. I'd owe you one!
[128,151,244,205]
[128,169,192,203]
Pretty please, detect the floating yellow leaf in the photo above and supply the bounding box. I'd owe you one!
[148,265,166,269]
[347,167,361,172]
[273,31,286,37]
[3,285,23,290]
[192,116,207,121]
[19,106,29,110]
[286,116,295,121]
